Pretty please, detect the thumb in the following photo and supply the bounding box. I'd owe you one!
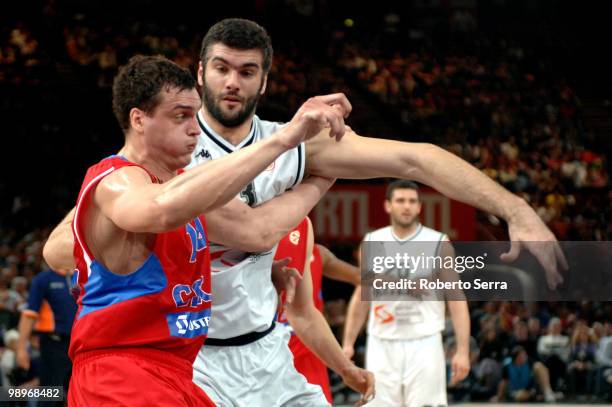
[500,241,520,262]
[273,257,291,269]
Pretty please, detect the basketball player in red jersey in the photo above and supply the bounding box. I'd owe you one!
[275,219,373,404]
[67,55,348,406]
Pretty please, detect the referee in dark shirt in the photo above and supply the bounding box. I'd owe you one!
[16,268,76,394]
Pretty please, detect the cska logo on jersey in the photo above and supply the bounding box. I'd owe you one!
[289,230,301,245]
[186,217,207,263]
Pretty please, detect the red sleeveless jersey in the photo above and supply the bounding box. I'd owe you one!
[274,221,332,402]
[310,244,324,313]
[69,156,212,364]
[274,218,309,323]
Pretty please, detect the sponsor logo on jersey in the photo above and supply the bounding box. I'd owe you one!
[289,230,301,245]
[167,308,211,338]
[374,304,395,324]
[195,148,211,159]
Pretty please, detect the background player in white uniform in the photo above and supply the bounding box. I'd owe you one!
[343,180,471,407]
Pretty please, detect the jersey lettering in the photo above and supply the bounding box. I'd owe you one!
[186,218,207,263]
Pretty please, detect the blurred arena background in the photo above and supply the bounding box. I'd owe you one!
[0,0,610,405]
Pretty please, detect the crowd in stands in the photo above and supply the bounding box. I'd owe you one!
[336,35,609,241]
[445,301,612,402]
[1,2,610,401]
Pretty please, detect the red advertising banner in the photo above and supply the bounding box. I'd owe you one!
[310,184,476,242]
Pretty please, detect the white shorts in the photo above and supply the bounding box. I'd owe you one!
[193,325,330,407]
[365,332,447,407]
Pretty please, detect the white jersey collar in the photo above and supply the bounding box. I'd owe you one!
[391,223,423,242]
[197,110,259,152]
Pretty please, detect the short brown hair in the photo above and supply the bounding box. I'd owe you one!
[386,180,420,200]
[112,55,196,132]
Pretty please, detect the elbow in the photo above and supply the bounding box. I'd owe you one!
[42,241,64,271]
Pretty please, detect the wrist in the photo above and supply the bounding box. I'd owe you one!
[338,360,356,377]
[504,196,530,223]
[272,124,299,151]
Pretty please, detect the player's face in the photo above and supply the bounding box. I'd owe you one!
[199,43,267,128]
[143,87,201,168]
[384,188,421,228]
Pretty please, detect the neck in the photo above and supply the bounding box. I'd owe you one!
[391,221,419,239]
[201,107,254,146]
[119,141,175,183]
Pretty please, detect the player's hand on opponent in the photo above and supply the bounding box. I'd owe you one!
[450,350,470,386]
[340,364,375,406]
[501,203,569,289]
[280,93,352,148]
[271,257,302,305]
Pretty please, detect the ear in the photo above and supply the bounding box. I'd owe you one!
[384,200,391,215]
[260,73,268,95]
[416,201,422,215]
[197,61,204,87]
[129,108,146,133]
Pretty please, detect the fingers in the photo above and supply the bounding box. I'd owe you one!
[283,268,302,305]
[533,247,563,289]
[500,241,521,263]
[360,371,375,405]
[554,241,569,271]
[273,257,291,270]
[314,93,352,118]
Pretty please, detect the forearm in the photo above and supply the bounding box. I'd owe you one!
[17,314,36,353]
[207,177,332,252]
[319,245,361,286]
[287,305,352,375]
[155,135,291,228]
[252,177,333,247]
[400,143,526,220]
[307,133,527,221]
[448,300,470,356]
[342,286,369,348]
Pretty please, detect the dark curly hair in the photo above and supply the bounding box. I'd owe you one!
[199,18,273,74]
[386,180,420,201]
[112,55,196,132]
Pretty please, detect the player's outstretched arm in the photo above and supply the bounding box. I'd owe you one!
[318,244,361,286]
[206,176,334,253]
[305,131,568,288]
[286,220,374,404]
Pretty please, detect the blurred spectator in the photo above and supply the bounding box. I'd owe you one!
[538,317,570,391]
[568,324,597,396]
[495,345,557,403]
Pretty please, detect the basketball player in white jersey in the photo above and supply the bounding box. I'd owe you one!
[45,17,566,406]
[342,180,471,407]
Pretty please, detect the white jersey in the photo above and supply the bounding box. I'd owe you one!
[187,112,305,339]
[366,224,447,340]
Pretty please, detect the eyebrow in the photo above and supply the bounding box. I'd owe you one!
[211,56,260,70]
[171,104,199,111]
